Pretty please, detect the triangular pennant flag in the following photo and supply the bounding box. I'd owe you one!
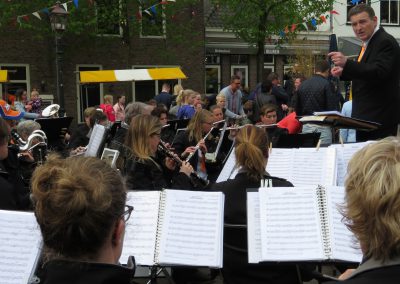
[320,15,326,23]
[143,9,152,16]
[311,18,317,27]
[22,15,30,22]
[330,10,339,15]
[73,0,79,8]
[136,11,142,20]
[32,12,41,20]
[62,3,68,11]
[351,0,361,5]
[150,5,157,15]
[167,0,176,1]
[302,22,308,31]
[41,8,50,14]
[160,1,169,4]
[290,23,297,32]
[279,30,285,37]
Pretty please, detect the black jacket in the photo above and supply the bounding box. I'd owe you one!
[68,123,90,149]
[211,172,300,284]
[341,27,400,140]
[38,259,136,284]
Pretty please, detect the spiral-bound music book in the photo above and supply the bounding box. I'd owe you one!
[0,210,42,284]
[120,190,224,268]
[247,186,362,263]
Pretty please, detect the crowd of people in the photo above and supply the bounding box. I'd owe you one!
[0,4,399,283]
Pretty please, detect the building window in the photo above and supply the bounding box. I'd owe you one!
[205,65,221,95]
[231,65,248,88]
[96,0,122,36]
[346,0,368,23]
[132,66,181,102]
[381,0,400,25]
[0,64,30,103]
[206,55,220,65]
[140,1,166,38]
[230,55,248,65]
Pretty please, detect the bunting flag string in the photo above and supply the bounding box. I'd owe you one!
[15,0,76,26]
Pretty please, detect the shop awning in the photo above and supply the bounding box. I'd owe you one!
[79,67,187,83]
[0,70,8,82]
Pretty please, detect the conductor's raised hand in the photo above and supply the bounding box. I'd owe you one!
[328,51,347,67]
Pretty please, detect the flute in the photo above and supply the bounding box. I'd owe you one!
[185,127,215,163]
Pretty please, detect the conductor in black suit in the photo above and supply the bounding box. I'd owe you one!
[329,4,400,142]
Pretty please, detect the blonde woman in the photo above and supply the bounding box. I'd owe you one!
[176,89,196,119]
[100,94,115,122]
[211,125,301,284]
[124,114,193,190]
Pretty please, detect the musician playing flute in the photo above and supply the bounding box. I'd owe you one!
[124,114,193,190]
[173,109,217,185]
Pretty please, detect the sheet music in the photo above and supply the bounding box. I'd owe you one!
[326,186,363,262]
[247,191,262,263]
[216,150,237,183]
[267,148,337,186]
[329,142,372,186]
[120,191,161,266]
[0,210,42,284]
[258,187,325,261]
[85,124,106,157]
[156,190,224,267]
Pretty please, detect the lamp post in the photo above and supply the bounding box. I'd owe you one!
[49,1,68,116]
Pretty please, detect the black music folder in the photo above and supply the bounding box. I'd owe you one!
[35,116,73,143]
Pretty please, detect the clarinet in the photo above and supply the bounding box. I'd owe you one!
[157,141,209,188]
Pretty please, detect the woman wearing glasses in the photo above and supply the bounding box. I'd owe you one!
[124,114,193,190]
[31,155,135,283]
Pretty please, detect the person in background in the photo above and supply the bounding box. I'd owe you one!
[325,137,400,283]
[32,155,135,283]
[267,72,290,121]
[340,100,356,143]
[176,89,196,120]
[151,106,175,144]
[210,105,224,122]
[171,84,184,108]
[14,89,39,120]
[113,95,126,122]
[289,75,306,113]
[27,90,42,114]
[169,87,184,118]
[68,107,96,150]
[100,95,115,122]
[154,82,172,110]
[219,75,245,119]
[257,104,288,147]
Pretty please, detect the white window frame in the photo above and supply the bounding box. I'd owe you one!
[76,64,103,123]
[380,0,400,25]
[264,54,275,65]
[139,3,166,39]
[131,65,182,102]
[0,63,30,98]
[205,65,221,95]
[231,65,249,88]
[95,0,123,37]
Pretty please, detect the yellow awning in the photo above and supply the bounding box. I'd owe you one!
[0,70,8,82]
[79,67,187,83]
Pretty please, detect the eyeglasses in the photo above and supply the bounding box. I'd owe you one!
[121,205,134,222]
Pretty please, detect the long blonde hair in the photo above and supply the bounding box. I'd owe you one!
[187,109,213,143]
[125,114,161,161]
[235,125,269,181]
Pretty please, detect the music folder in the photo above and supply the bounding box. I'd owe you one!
[0,210,42,284]
[35,116,73,143]
[247,186,362,264]
[120,190,224,268]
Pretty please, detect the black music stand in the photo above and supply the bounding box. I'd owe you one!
[276,133,321,148]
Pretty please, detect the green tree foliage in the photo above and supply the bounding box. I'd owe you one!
[210,0,334,81]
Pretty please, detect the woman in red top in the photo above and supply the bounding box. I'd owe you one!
[100,95,116,122]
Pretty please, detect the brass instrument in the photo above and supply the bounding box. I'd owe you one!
[14,130,48,165]
[157,140,209,188]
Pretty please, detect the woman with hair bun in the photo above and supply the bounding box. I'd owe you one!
[211,125,302,284]
[32,155,135,283]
